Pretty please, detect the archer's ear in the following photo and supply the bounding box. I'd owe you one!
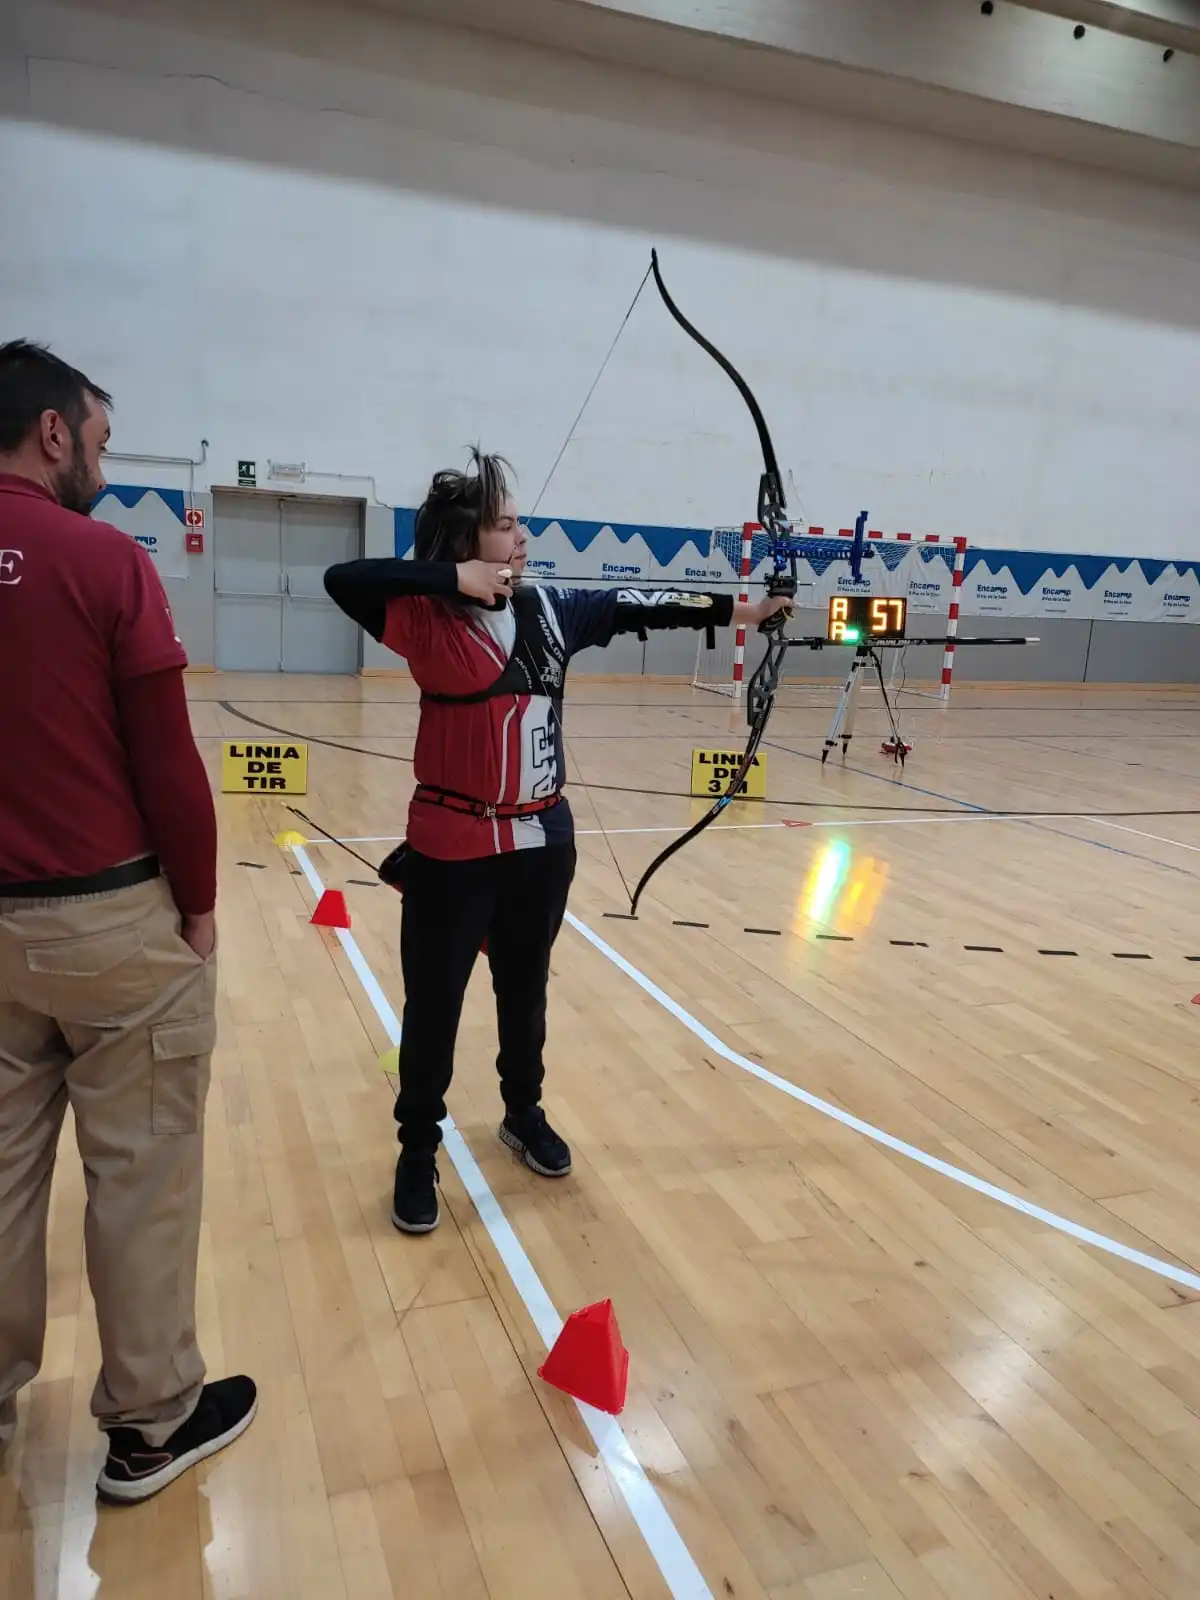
[39,409,71,462]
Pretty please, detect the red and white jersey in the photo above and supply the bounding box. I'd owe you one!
[342,574,733,862]
[383,584,607,860]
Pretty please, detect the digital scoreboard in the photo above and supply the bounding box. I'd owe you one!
[827,595,907,644]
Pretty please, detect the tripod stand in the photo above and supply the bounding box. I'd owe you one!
[821,644,911,766]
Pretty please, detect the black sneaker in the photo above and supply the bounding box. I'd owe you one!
[499,1108,572,1177]
[96,1375,258,1506]
[392,1149,440,1233]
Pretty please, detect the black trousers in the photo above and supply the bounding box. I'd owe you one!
[394,841,576,1151]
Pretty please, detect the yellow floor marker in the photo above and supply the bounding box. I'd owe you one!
[377,1045,400,1075]
[274,829,307,848]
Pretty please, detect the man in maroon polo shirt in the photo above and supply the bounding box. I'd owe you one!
[0,341,256,1504]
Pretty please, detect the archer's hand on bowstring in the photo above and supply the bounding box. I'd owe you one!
[456,560,515,605]
[734,593,793,630]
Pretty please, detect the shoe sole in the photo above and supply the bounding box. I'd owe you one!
[96,1395,259,1506]
[498,1124,571,1178]
[391,1206,440,1234]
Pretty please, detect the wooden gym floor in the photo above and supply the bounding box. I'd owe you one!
[5,673,1200,1600]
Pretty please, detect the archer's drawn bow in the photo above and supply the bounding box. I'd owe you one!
[627,251,799,916]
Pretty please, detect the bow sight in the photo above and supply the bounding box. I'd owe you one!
[747,511,869,727]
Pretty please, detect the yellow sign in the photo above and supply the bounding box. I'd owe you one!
[221,741,309,795]
[689,747,767,800]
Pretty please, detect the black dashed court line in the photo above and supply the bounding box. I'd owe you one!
[237,860,266,869]
[347,879,380,888]
[593,920,1187,964]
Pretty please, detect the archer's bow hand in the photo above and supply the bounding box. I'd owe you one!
[734,594,793,630]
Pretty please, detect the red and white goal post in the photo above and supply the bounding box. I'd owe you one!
[692,523,969,705]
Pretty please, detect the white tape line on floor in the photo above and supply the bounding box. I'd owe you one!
[291,847,712,1600]
[565,910,1200,1297]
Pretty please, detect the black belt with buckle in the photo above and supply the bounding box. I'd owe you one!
[413,785,563,822]
[0,855,161,900]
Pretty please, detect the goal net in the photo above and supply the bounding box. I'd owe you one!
[692,524,968,705]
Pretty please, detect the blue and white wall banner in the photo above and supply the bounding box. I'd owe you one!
[92,485,189,580]
[396,508,1200,624]
[960,554,1198,623]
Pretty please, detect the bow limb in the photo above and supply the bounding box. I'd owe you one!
[650,251,782,487]
[628,722,768,917]
[628,626,784,917]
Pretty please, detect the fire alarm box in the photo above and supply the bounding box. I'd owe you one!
[186,531,204,554]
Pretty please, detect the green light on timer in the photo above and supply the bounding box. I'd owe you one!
[843,628,861,642]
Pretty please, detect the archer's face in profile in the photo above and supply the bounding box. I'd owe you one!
[477,495,527,578]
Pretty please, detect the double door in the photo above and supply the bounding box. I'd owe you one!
[214,492,362,673]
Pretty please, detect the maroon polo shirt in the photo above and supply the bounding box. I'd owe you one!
[0,472,193,888]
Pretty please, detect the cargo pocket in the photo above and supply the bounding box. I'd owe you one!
[27,926,154,1023]
[150,1015,216,1135]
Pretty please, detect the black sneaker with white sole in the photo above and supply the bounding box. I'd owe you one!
[97,1375,258,1506]
[392,1149,440,1233]
[499,1108,572,1177]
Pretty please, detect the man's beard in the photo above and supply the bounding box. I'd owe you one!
[52,446,99,515]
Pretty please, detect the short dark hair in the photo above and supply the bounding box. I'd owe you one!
[0,339,113,454]
[413,447,513,563]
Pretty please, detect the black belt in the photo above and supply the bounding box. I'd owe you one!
[0,855,160,901]
[414,785,563,821]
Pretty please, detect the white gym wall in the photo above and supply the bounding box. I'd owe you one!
[2,0,1198,675]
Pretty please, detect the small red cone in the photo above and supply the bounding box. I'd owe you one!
[311,889,351,929]
[782,819,812,829]
[538,1299,629,1414]
[1192,994,1200,1006]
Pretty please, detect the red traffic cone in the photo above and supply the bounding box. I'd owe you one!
[311,889,351,929]
[538,1299,629,1414]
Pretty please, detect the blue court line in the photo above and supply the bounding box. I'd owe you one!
[763,740,1198,879]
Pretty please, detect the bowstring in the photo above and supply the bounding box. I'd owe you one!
[516,633,637,908]
[519,256,656,906]
[526,261,654,521]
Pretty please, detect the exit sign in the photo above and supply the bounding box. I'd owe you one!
[237,460,256,487]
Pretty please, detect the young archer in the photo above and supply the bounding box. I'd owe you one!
[325,451,787,1233]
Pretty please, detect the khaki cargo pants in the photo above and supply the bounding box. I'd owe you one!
[0,875,216,1451]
